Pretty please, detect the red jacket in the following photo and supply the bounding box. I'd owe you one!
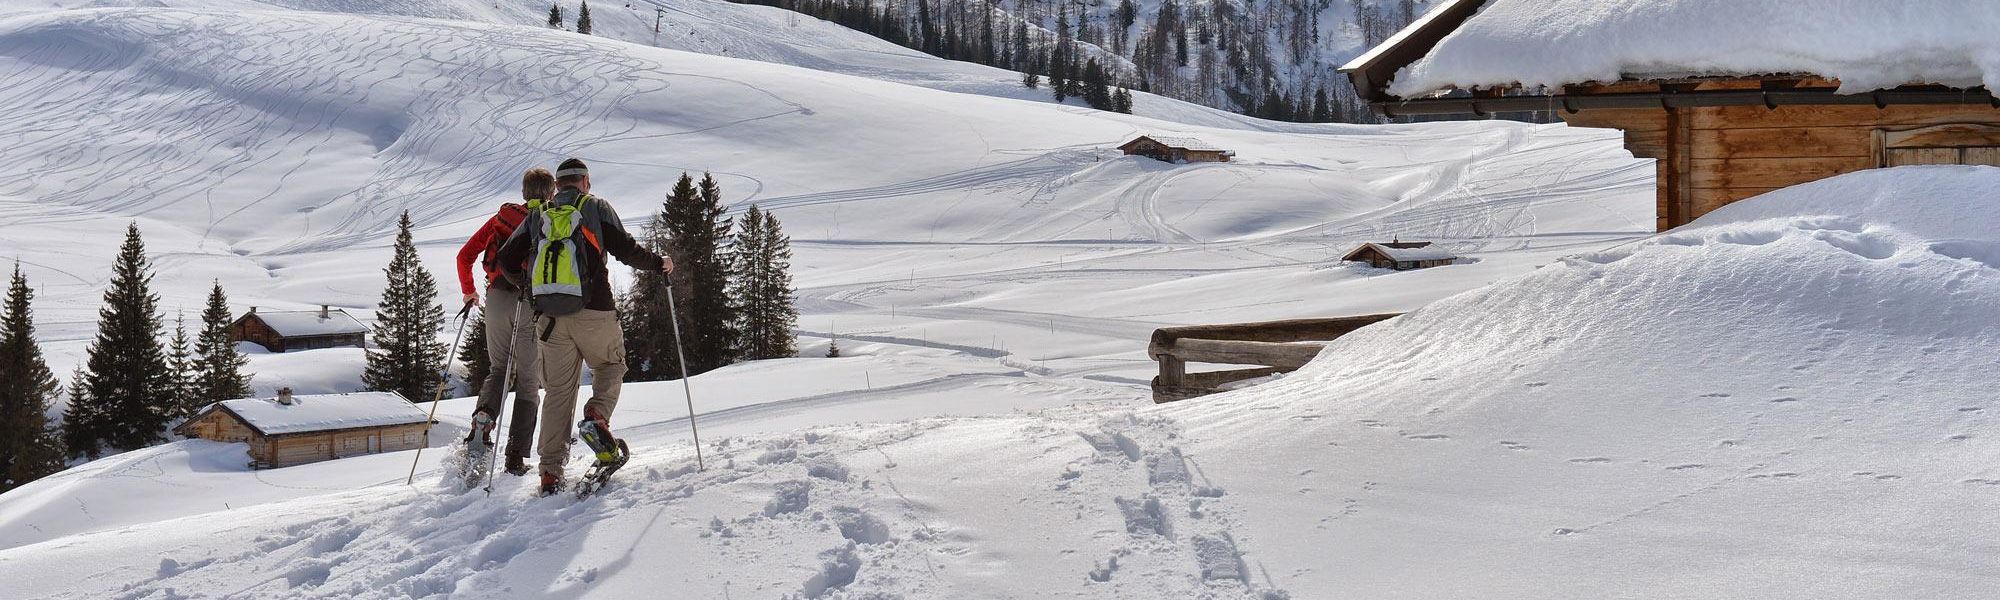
[456,203,530,296]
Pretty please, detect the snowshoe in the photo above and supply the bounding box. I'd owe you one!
[459,412,495,489]
[574,417,630,499]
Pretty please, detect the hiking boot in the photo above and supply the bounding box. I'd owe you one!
[584,406,612,434]
[464,412,495,446]
[578,406,619,465]
[505,455,529,476]
[539,472,564,496]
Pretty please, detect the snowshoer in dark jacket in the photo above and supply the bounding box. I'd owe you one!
[497,158,671,494]
[453,167,553,477]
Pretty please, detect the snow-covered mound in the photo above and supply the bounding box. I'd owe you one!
[1161,165,2000,597]
[1,168,1987,598]
[1395,0,2000,96]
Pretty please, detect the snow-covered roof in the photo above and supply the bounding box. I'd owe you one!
[1124,135,1228,152]
[1345,242,1457,263]
[206,392,428,436]
[245,310,367,338]
[1388,0,2000,97]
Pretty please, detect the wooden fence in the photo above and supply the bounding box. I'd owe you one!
[1148,313,1401,403]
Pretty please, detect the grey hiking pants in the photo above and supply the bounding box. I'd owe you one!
[535,308,627,477]
[475,283,541,461]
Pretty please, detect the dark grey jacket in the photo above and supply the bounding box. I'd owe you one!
[497,186,664,312]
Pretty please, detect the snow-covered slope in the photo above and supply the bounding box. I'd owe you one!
[0,5,1647,400]
[4,167,1992,599]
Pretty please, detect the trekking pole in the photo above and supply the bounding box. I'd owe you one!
[406,303,474,485]
[664,277,707,471]
[481,309,523,496]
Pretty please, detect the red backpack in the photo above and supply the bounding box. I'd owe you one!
[480,202,532,281]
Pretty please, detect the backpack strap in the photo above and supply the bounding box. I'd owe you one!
[574,195,603,253]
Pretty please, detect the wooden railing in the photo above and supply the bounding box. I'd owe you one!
[1148,313,1401,403]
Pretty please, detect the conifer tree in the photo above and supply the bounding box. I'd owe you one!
[621,175,695,381]
[458,308,489,396]
[1084,59,1113,110]
[548,3,564,29]
[165,314,196,420]
[60,367,96,460]
[1,265,65,491]
[683,174,742,371]
[1051,8,1071,101]
[576,0,593,35]
[70,223,172,457]
[732,205,799,360]
[825,337,840,358]
[193,281,250,405]
[1113,87,1134,113]
[363,211,449,403]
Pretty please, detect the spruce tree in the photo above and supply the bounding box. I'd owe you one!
[621,175,696,381]
[458,308,490,396]
[1051,8,1071,101]
[1,265,65,491]
[193,281,250,405]
[576,0,593,35]
[363,211,449,403]
[165,314,196,420]
[733,205,799,360]
[71,223,172,457]
[548,3,564,29]
[685,174,742,371]
[1114,87,1134,113]
[1084,59,1112,110]
[825,338,840,358]
[1022,69,1041,89]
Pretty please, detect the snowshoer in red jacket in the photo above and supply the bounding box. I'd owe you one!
[455,167,553,477]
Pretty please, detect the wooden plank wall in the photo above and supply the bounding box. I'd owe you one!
[1569,104,2000,230]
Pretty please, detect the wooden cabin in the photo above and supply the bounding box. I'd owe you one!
[173,389,432,469]
[1119,135,1235,163]
[230,305,366,352]
[1340,0,2000,231]
[1342,241,1456,271]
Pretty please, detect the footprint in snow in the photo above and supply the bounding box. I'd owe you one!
[1664,463,1705,471]
[1404,433,1450,440]
[1499,441,1530,451]
[1567,457,1613,464]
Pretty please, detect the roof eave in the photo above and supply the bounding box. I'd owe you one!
[1340,0,1495,104]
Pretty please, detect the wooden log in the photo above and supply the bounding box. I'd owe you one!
[1148,313,1399,356]
[1158,355,1185,387]
[1688,104,2000,130]
[1688,156,1873,189]
[1690,126,1873,159]
[1966,147,2000,167]
[1162,338,1325,370]
[1881,122,2000,149]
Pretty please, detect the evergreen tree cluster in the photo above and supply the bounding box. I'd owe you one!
[720,0,1484,124]
[622,173,802,382]
[60,226,251,460]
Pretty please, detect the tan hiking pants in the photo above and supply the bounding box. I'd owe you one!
[535,309,628,477]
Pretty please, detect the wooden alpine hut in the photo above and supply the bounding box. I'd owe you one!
[1340,0,2000,231]
[1119,135,1235,163]
[174,388,433,469]
[230,305,367,352]
[1342,241,1456,271]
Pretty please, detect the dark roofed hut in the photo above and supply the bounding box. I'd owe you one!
[1340,0,2000,232]
[1119,135,1235,163]
[1342,241,1457,271]
[230,306,367,353]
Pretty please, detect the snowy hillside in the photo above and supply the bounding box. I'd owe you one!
[5,167,1995,598]
[0,5,1647,402]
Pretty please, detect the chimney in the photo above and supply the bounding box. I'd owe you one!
[277,387,294,405]
[248,306,257,315]
[319,305,330,318]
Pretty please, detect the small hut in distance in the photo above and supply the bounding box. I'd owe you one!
[1119,135,1235,163]
[1343,240,1457,271]
[230,305,367,352]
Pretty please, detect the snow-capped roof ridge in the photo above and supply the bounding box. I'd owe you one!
[245,309,367,338]
[1387,0,2000,96]
[207,391,429,436]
